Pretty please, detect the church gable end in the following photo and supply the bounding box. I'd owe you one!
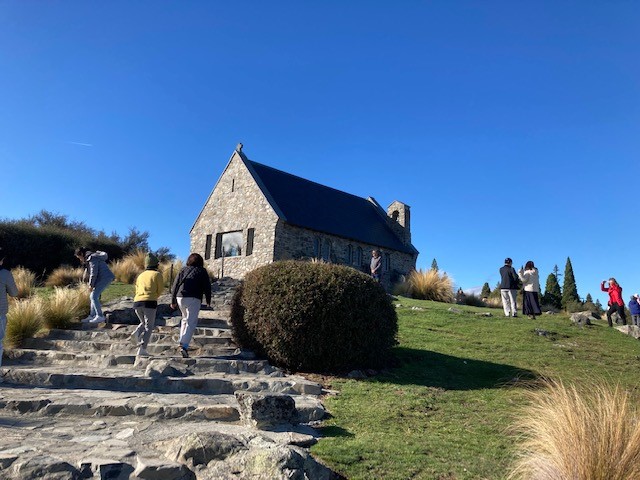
[190,148,279,278]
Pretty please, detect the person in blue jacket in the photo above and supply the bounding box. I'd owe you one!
[629,294,640,327]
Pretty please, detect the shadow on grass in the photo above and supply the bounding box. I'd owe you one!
[372,347,538,391]
[316,425,355,439]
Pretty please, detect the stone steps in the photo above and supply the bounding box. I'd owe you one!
[0,280,336,479]
[1,365,323,396]
[5,350,273,374]
[0,388,325,424]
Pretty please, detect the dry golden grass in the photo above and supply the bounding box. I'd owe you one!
[160,260,183,287]
[111,257,142,284]
[509,379,640,480]
[12,266,36,299]
[45,266,84,287]
[395,269,454,303]
[5,297,44,347]
[43,287,88,329]
[127,249,147,270]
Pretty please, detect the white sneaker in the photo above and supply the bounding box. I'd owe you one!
[89,316,106,324]
[136,347,150,357]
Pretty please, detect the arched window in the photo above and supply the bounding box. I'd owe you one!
[391,210,399,222]
[347,245,353,264]
[356,247,363,266]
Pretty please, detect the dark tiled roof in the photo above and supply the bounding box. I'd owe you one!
[243,157,417,255]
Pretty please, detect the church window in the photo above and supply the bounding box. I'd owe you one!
[215,231,243,258]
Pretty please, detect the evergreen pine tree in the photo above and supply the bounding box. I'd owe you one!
[542,273,562,309]
[481,282,491,298]
[586,293,593,303]
[431,258,439,271]
[561,257,580,308]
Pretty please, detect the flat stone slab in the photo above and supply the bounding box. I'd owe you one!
[0,387,325,423]
[0,414,330,479]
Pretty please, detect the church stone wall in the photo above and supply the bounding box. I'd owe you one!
[190,153,278,279]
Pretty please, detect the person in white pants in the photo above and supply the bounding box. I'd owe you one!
[170,253,212,358]
[499,257,520,317]
[0,248,18,374]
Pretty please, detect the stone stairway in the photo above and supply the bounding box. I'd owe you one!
[0,280,339,480]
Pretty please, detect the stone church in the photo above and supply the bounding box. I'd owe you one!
[190,145,419,289]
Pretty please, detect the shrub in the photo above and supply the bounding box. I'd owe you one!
[45,266,84,287]
[461,294,485,307]
[12,267,36,299]
[484,296,504,309]
[5,297,44,347]
[43,287,87,329]
[396,269,454,303]
[563,299,585,313]
[0,222,124,276]
[509,379,640,480]
[230,261,398,372]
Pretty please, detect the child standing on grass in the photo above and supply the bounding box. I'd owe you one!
[628,294,640,327]
[0,248,18,373]
[131,253,164,357]
[601,278,627,327]
[75,247,115,324]
[170,253,211,358]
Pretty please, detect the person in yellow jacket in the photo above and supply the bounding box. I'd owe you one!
[131,253,164,357]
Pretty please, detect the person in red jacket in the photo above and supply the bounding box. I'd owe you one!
[601,278,627,327]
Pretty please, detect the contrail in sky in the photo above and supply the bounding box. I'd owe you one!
[66,141,94,147]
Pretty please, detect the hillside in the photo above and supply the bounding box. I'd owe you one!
[312,297,640,479]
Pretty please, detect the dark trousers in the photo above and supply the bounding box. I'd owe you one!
[606,303,627,326]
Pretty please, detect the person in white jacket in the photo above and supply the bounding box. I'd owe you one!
[0,248,18,370]
[518,261,542,319]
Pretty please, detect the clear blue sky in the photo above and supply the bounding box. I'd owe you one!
[1,2,638,304]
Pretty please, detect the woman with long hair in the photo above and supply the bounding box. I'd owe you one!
[518,261,542,319]
[170,253,211,358]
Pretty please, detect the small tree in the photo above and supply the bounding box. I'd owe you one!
[542,273,562,309]
[562,257,580,309]
[595,299,604,313]
[481,282,491,298]
[431,258,439,272]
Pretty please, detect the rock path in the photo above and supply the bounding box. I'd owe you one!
[0,280,339,479]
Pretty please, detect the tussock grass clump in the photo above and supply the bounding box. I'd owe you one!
[160,260,183,287]
[127,249,147,270]
[45,266,84,287]
[43,287,87,329]
[509,379,640,480]
[111,257,142,284]
[12,266,36,299]
[395,269,454,303]
[6,297,44,347]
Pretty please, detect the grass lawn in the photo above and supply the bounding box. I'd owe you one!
[34,282,135,303]
[311,297,640,479]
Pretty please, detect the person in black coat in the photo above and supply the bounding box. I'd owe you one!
[170,253,212,358]
[499,257,519,317]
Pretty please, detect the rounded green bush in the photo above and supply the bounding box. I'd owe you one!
[230,260,398,372]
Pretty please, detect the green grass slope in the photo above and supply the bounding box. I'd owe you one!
[312,297,640,480]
